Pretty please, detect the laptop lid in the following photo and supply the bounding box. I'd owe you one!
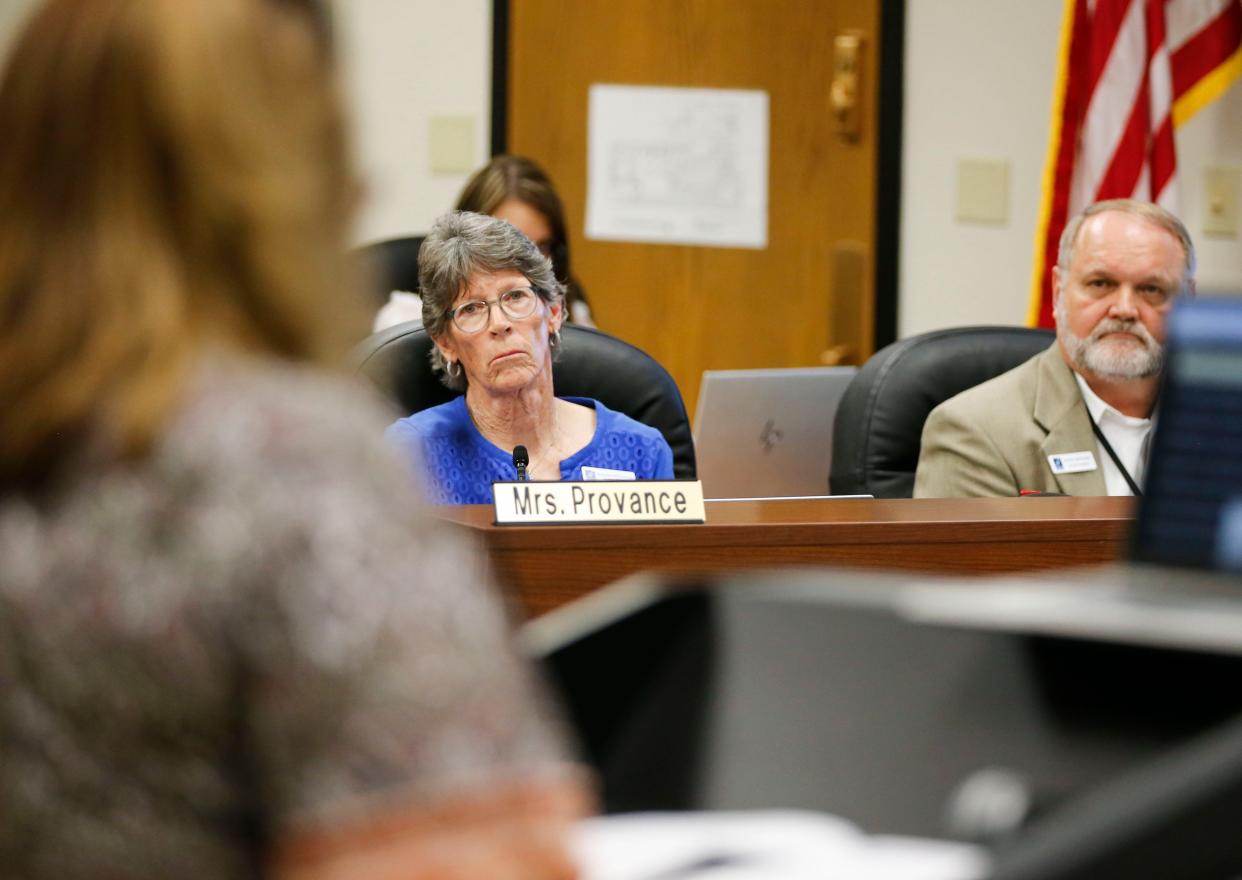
[692,366,857,499]
[1132,296,1242,571]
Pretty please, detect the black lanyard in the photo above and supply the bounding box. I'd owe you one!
[1089,420,1143,497]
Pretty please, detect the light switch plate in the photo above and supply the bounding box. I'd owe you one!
[1203,166,1240,238]
[429,115,477,174]
[955,158,1010,225]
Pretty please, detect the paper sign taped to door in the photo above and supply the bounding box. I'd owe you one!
[586,84,768,249]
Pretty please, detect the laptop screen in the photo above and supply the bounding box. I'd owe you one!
[692,367,857,499]
[1132,296,1242,570]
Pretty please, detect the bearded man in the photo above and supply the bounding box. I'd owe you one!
[914,199,1195,497]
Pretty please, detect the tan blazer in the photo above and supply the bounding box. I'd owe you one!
[913,343,1108,497]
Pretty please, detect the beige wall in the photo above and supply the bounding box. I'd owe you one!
[0,0,492,246]
[900,0,1242,337]
[333,0,493,244]
[1177,84,1242,296]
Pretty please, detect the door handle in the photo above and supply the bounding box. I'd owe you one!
[830,32,864,142]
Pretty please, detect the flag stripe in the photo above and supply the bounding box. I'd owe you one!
[1073,0,1148,207]
[1156,177,1179,212]
[1093,79,1150,199]
[1146,0,1173,119]
[1170,2,1242,95]
[1084,0,1135,97]
[1173,40,1242,123]
[1144,0,1175,201]
[1133,161,1151,201]
[1167,0,1234,52]
[1150,115,1177,198]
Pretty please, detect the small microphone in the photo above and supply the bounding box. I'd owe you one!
[513,445,529,481]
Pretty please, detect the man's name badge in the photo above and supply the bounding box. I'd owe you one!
[1047,450,1097,474]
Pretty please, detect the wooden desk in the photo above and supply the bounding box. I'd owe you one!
[438,496,1135,617]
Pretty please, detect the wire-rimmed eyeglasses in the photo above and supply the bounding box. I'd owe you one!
[447,287,540,334]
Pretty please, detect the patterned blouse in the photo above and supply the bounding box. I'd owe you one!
[0,357,572,879]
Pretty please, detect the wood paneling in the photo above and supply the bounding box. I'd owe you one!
[507,0,881,414]
[439,496,1135,616]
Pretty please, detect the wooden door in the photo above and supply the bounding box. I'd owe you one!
[506,0,882,415]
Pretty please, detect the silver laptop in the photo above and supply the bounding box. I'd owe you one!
[693,366,857,500]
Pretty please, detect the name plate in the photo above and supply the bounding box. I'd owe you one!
[493,480,706,525]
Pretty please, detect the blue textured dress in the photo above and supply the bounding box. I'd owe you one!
[386,396,675,505]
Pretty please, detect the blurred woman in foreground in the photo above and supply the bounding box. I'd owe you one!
[0,1,586,877]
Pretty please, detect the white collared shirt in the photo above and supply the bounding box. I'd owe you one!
[373,290,424,332]
[1074,373,1154,496]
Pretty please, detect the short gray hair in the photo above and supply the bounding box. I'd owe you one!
[419,210,564,390]
[1057,198,1196,293]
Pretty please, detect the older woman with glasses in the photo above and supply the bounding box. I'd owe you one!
[386,211,673,505]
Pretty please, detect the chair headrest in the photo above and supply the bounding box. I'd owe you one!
[355,236,425,307]
[829,326,1056,498]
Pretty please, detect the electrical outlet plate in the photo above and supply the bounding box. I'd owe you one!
[429,115,477,175]
[1203,166,1240,238]
[955,158,1010,225]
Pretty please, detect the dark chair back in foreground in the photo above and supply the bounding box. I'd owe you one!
[529,569,1242,847]
[989,707,1242,880]
[355,321,697,479]
[355,235,425,307]
[830,325,1055,497]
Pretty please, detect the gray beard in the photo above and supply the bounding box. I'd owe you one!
[1060,318,1165,380]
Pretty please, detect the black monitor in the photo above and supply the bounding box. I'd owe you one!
[1133,296,1242,570]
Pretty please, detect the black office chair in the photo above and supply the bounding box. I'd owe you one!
[355,235,425,307]
[355,321,697,478]
[829,325,1056,498]
[533,570,1242,831]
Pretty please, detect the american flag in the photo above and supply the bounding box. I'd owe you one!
[1029,0,1242,327]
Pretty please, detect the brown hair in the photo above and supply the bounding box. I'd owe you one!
[0,0,362,489]
[455,155,590,320]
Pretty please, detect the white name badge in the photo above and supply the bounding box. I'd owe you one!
[581,466,636,481]
[1047,450,1098,475]
[493,480,706,525]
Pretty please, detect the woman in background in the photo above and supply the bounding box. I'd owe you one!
[373,155,594,331]
[0,1,586,877]
[456,155,594,327]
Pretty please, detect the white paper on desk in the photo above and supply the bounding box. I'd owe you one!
[586,84,768,249]
[573,810,988,880]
